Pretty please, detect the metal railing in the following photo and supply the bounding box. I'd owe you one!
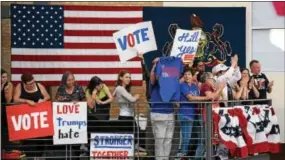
[1,99,272,160]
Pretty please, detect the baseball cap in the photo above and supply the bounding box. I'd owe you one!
[212,64,228,74]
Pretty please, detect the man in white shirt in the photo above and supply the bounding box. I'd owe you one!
[212,55,241,106]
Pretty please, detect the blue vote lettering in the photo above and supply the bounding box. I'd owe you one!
[117,27,150,51]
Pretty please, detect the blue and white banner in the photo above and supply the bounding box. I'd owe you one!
[90,133,134,160]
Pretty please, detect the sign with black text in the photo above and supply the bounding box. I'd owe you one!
[90,133,134,160]
[53,102,87,145]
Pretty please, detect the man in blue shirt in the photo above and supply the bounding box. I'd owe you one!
[149,57,175,160]
[155,56,184,102]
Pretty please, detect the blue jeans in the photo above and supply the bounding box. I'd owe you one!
[178,114,193,154]
[195,113,205,158]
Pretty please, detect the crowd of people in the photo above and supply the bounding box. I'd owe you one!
[1,54,274,159]
[147,55,274,160]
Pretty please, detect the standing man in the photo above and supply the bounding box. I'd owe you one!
[212,54,241,107]
[149,58,175,160]
[249,60,274,104]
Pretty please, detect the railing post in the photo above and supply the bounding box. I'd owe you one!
[205,103,212,160]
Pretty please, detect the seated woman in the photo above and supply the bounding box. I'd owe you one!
[55,71,85,102]
[1,69,13,104]
[86,76,113,120]
[54,71,86,156]
[14,73,50,105]
[1,69,13,131]
[13,73,50,158]
[178,67,212,158]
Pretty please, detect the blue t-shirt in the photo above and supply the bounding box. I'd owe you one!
[155,56,183,102]
[179,82,199,120]
[149,82,174,114]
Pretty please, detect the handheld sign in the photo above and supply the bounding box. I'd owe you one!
[113,21,157,63]
[53,102,88,145]
[6,101,54,141]
[90,133,134,159]
[170,29,201,63]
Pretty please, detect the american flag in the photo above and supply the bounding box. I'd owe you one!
[11,4,143,86]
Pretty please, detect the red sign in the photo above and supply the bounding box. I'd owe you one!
[6,101,54,141]
[272,2,285,16]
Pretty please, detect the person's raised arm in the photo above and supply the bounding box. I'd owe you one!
[117,86,139,102]
[218,55,238,83]
[4,82,13,103]
[181,84,211,101]
[205,82,226,100]
[38,83,51,102]
[249,78,260,98]
[233,83,244,100]
[265,74,273,94]
[150,58,160,85]
[102,86,114,104]
[86,89,95,110]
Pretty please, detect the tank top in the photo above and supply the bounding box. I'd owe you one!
[1,82,8,104]
[20,82,43,102]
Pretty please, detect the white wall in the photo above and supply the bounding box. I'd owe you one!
[252,2,285,143]
[163,2,285,143]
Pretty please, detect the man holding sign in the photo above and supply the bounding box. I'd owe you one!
[113,21,157,63]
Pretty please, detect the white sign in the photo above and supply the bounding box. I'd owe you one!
[52,102,88,145]
[113,21,157,63]
[90,133,134,160]
[170,29,201,59]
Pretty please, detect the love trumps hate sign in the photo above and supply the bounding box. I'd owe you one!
[6,101,54,141]
[170,29,201,60]
[113,21,157,63]
[53,102,88,145]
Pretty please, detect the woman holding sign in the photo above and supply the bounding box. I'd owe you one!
[13,73,50,106]
[13,73,51,158]
[54,71,86,157]
[55,71,86,102]
[86,76,113,120]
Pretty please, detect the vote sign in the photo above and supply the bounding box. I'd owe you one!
[53,102,88,145]
[6,101,54,141]
[170,29,201,61]
[113,21,157,63]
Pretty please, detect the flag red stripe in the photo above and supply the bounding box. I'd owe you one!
[272,2,285,16]
[12,80,142,86]
[64,43,116,49]
[64,17,142,24]
[11,55,141,62]
[12,68,142,74]
[64,5,142,11]
[64,30,116,36]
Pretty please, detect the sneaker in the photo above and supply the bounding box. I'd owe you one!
[135,143,146,152]
[216,144,229,160]
[176,152,186,158]
[80,152,88,157]
[80,144,88,152]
